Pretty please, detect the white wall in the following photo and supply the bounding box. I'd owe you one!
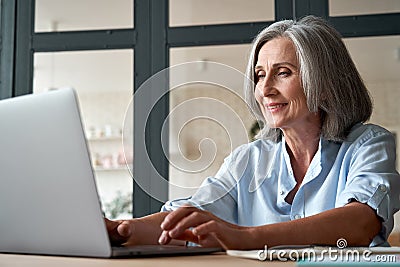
[32,1,400,225]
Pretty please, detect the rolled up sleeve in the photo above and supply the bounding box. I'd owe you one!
[336,129,400,244]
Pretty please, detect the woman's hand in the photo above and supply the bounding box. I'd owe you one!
[105,218,137,246]
[105,212,174,246]
[158,206,253,250]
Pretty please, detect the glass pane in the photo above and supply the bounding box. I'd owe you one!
[35,0,133,32]
[329,0,400,16]
[33,49,134,219]
[344,36,400,181]
[344,35,400,140]
[345,35,400,166]
[169,0,274,27]
[169,44,256,199]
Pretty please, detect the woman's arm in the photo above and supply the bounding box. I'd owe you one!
[159,201,381,250]
[248,201,381,248]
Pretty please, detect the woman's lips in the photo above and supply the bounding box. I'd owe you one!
[266,103,288,111]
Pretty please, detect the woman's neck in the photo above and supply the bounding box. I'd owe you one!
[284,129,320,165]
[282,124,321,184]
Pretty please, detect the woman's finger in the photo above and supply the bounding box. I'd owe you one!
[173,229,200,244]
[193,220,247,250]
[161,206,197,230]
[158,230,172,245]
[192,219,220,236]
[196,232,224,248]
[167,210,212,239]
[159,229,199,245]
[104,218,132,246]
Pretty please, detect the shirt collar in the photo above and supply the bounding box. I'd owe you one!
[248,140,279,192]
[281,135,323,186]
[248,136,324,192]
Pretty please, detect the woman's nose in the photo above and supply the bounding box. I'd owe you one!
[259,76,276,97]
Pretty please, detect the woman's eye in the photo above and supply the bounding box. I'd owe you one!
[277,70,291,77]
[256,72,265,82]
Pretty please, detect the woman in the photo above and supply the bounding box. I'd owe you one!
[107,16,400,249]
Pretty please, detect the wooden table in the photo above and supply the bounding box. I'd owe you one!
[0,253,295,267]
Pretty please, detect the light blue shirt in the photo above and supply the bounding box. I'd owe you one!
[162,124,400,246]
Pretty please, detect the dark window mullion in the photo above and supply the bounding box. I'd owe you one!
[329,13,400,38]
[0,0,16,99]
[168,22,273,48]
[132,0,169,217]
[275,0,294,21]
[13,0,34,97]
[148,0,169,214]
[294,0,329,20]
[32,29,136,52]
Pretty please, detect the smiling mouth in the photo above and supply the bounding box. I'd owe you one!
[267,103,288,111]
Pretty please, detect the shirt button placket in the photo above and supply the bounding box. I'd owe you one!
[294,214,302,220]
[378,184,387,193]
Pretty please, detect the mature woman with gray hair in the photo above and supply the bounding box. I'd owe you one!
[246,15,372,142]
[107,16,400,249]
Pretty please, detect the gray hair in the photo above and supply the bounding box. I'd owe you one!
[245,15,372,142]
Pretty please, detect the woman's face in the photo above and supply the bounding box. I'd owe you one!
[254,37,318,132]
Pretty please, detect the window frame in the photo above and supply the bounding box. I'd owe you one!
[0,0,399,216]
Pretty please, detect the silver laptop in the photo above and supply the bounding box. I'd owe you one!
[0,88,221,258]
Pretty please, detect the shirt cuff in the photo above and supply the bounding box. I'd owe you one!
[338,183,389,221]
[337,183,392,246]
